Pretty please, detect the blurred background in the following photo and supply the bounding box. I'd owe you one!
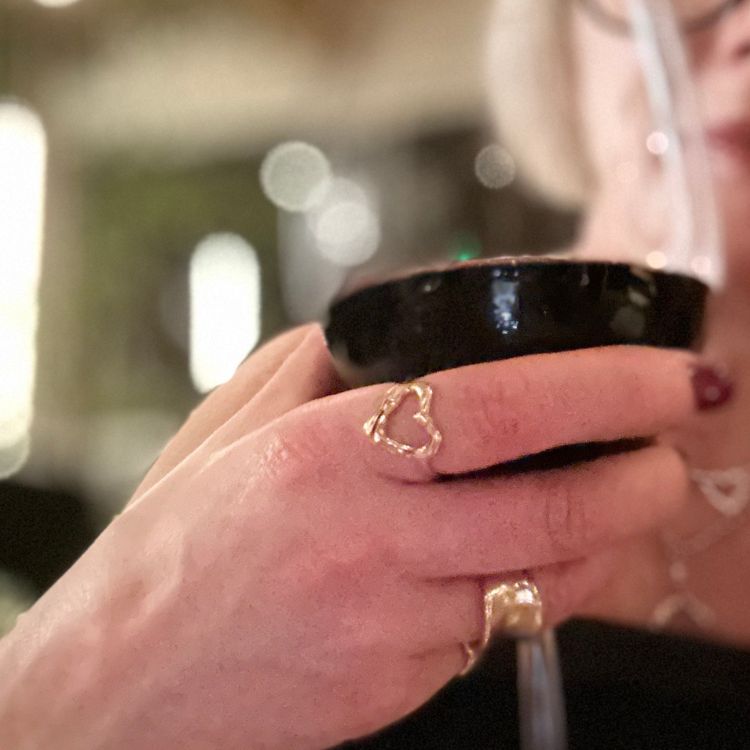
[0,0,577,629]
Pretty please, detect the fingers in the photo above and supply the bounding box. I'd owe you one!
[133,324,340,500]
[393,445,688,577]
[315,346,698,483]
[431,346,694,476]
[204,325,341,448]
[191,324,316,437]
[401,551,617,654]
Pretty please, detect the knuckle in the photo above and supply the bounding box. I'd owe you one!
[544,477,590,557]
[465,383,521,447]
[463,385,499,446]
[260,418,333,492]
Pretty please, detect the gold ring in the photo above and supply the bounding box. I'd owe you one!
[363,381,442,459]
[461,641,481,676]
[460,579,543,676]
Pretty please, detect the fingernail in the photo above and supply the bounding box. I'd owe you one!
[691,364,734,411]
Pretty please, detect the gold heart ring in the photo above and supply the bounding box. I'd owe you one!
[363,381,442,459]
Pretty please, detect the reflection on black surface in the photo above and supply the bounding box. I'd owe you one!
[326,259,708,388]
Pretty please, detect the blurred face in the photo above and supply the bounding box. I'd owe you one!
[572,0,750,277]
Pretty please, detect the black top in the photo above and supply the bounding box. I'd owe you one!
[337,620,750,750]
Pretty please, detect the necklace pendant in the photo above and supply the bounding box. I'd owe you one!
[650,592,716,631]
[690,467,750,517]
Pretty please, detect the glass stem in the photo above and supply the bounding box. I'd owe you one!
[516,630,567,750]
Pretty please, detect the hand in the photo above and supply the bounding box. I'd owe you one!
[0,326,698,750]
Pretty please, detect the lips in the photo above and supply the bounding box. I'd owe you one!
[706,121,750,163]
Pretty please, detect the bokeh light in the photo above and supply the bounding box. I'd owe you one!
[0,101,46,478]
[33,0,82,7]
[475,144,516,189]
[646,250,668,269]
[189,233,261,393]
[260,141,332,213]
[308,178,381,267]
[646,130,670,156]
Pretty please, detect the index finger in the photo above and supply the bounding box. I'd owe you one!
[133,324,337,501]
[311,346,700,480]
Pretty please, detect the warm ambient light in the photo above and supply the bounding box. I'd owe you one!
[260,141,331,213]
[308,178,381,267]
[0,101,46,478]
[189,233,261,393]
[32,0,82,8]
[475,144,516,190]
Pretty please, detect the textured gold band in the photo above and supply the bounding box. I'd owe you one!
[363,381,442,459]
[460,579,544,676]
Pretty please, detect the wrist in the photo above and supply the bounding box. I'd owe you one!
[0,592,109,750]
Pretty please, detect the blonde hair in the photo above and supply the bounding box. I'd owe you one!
[486,0,594,208]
